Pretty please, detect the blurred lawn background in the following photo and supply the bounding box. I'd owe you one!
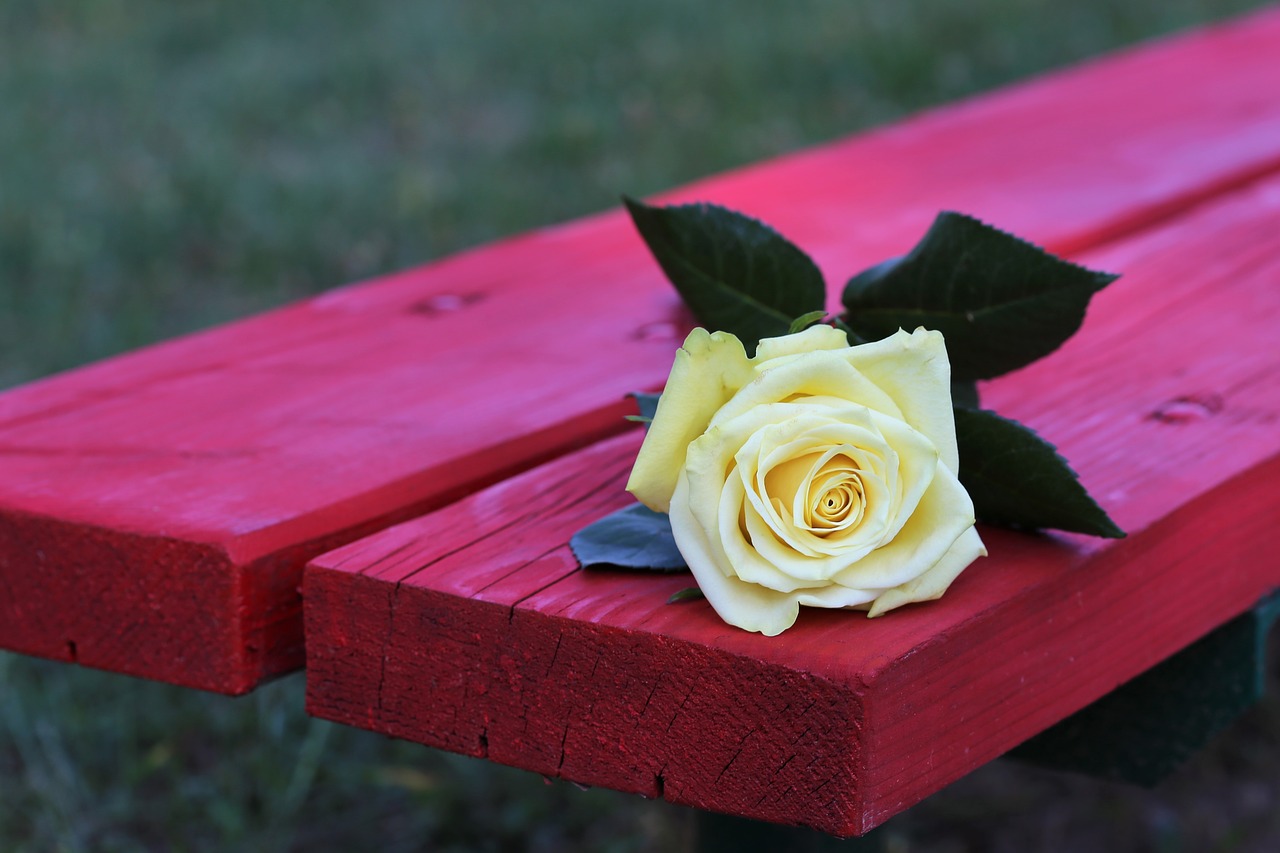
[2,0,1277,850]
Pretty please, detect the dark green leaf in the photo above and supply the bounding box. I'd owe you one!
[623,196,825,352]
[951,380,980,410]
[788,310,827,334]
[833,316,864,345]
[570,503,689,571]
[667,587,705,604]
[630,392,661,423]
[955,407,1124,538]
[841,212,1119,380]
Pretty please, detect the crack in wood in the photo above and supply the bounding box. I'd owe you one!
[556,459,632,515]
[355,538,424,577]
[374,583,402,720]
[555,723,572,774]
[555,701,594,777]
[637,673,665,721]
[388,457,626,591]
[715,728,757,786]
[475,543,567,603]
[665,686,695,734]
[499,547,578,625]
[546,633,564,676]
[393,523,539,589]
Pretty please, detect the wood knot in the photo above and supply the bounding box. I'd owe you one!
[408,292,486,315]
[1148,394,1223,424]
[633,321,679,341]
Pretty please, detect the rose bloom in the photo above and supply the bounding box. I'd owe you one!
[627,324,986,635]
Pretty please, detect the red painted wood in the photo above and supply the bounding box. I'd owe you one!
[5,7,1280,692]
[304,171,1280,835]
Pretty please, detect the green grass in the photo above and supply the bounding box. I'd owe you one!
[1,0,1275,849]
[0,656,682,853]
[1,0,1268,388]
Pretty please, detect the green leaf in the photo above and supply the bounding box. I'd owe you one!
[667,587,705,604]
[570,503,689,571]
[630,392,661,423]
[841,212,1118,380]
[623,196,825,352]
[787,310,827,334]
[951,380,980,410]
[955,407,1124,538]
[833,316,863,345]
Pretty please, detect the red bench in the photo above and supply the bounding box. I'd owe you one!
[305,170,1280,833]
[3,6,1279,697]
[3,4,1280,839]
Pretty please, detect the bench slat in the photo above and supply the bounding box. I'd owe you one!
[4,8,1280,692]
[304,171,1280,835]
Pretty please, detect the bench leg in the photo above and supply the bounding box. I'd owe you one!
[1009,588,1280,785]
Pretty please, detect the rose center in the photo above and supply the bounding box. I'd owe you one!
[818,484,854,518]
[760,439,891,544]
[806,468,864,532]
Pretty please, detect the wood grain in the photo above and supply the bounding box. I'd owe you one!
[5,7,1280,692]
[304,171,1280,835]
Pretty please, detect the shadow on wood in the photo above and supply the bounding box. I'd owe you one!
[1010,589,1280,785]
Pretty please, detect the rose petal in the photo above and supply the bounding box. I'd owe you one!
[867,526,987,617]
[794,584,881,610]
[748,415,890,557]
[754,324,851,362]
[709,351,906,430]
[830,463,976,590]
[737,414,896,567]
[685,402,822,542]
[669,471,804,636]
[739,499,873,586]
[628,328,753,512]
[802,453,864,531]
[863,409,939,543]
[658,326,978,635]
[842,328,960,474]
[725,476,831,593]
[683,407,823,587]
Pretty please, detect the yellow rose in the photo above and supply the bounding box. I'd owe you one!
[627,324,986,636]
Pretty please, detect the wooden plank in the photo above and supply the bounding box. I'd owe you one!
[304,171,1280,835]
[5,7,1280,692]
